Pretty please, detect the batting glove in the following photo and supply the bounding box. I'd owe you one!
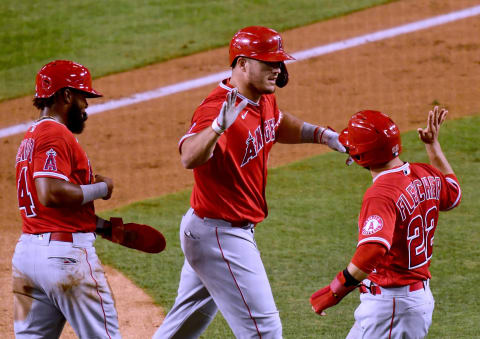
[319,127,347,153]
[212,88,248,135]
[310,270,358,315]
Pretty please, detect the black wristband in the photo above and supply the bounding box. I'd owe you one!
[343,268,361,287]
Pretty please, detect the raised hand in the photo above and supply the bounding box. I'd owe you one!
[212,88,248,135]
[417,106,448,145]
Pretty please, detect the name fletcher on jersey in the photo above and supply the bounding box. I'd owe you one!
[397,175,442,220]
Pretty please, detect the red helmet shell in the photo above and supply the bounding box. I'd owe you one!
[229,26,295,65]
[35,60,102,98]
[339,110,402,167]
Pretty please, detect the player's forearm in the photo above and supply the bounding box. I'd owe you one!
[346,262,369,282]
[35,177,84,207]
[425,141,454,175]
[180,127,221,169]
[276,112,303,143]
[35,177,109,207]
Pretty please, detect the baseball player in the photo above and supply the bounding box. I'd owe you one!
[154,26,346,339]
[13,60,121,338]
[309,108,462,339]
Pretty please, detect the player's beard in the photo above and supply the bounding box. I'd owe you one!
[66,101,88,134]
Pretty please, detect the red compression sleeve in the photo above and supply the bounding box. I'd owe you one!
[351,243,387,274]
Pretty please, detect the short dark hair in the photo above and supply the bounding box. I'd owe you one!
[32,88,69,110]
[33,95,55,110]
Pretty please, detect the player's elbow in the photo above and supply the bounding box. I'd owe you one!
[36,190,60,207]
[181,154,204,169]
[180,147,209,169]
[180,153,195,169]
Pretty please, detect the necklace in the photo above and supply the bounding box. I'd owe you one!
[36,116,57,122]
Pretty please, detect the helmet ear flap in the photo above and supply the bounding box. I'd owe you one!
[275,62,289,88]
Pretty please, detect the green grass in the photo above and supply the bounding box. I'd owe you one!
[95,114,480,338]
[0,0,396,101]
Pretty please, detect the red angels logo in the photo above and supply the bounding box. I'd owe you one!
[43,148,58,171]
[362,215,384,235]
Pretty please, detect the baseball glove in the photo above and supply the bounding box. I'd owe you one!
[97,217,166,253]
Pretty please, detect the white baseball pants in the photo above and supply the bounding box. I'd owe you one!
[346,279,434,339]
[12,232,120,339]
[153,208,282,339]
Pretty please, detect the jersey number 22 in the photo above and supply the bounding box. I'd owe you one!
[407,206,437,269]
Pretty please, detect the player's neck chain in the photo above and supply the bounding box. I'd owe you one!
[36,116,57,123]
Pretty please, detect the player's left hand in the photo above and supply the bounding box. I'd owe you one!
[310,270,357,315]
[417,106,447,144]
[320,128,347,153]
[310,285,336,316]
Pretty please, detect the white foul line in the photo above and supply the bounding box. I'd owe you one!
[2,4,480,139]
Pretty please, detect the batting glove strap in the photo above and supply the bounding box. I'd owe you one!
[211,118,225,135]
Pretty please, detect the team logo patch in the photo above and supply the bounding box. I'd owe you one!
[362,215,384,235]
[43,148,58,171]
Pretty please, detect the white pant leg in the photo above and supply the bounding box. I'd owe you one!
[345,320,362,339]
[347,284,434,339]
[153,259,218,339]
[183,210,282,339]
[153,210,218,339]
[13,245,66,338]
[12,233,121,339]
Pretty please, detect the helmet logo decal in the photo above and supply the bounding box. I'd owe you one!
[40,74,52,90]
[277,37,283,51]
[392,144,400,156]
[362,215,384,235]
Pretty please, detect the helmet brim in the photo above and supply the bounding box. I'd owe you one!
[83,89,103,98]
[250,50,296,62]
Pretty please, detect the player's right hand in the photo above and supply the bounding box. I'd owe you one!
[417,106,447,144]
[211,88,248,135]
[95,174,113,200]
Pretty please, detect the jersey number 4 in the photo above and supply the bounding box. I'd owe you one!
[18,167,36,217]
[407,206,438,269]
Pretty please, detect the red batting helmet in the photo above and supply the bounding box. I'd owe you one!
[229,26,295,66]
[339,110,402,167]
[35,60,102,98]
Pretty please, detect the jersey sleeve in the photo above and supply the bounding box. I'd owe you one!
[357,196,397,250]
[351,242,388,274]
[178,103,220,152]
[33,135,72,182]
[439,173,462,211]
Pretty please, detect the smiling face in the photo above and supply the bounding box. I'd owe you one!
[244,58,282,95]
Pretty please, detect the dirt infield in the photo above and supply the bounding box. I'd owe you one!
[1,0,479,337]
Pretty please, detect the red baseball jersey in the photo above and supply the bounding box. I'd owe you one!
[357,162,461,287]
[179,80,282,224]
[15,118,96,233]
